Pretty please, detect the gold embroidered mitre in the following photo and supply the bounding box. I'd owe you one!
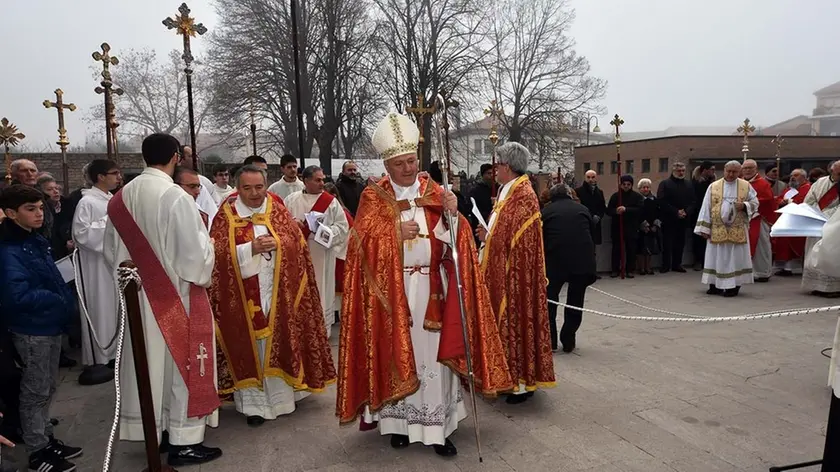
[371,112,420,161]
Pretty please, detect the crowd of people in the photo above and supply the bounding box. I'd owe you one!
[0,112,838,470]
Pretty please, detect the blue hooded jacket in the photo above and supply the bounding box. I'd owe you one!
[0,219,75,336]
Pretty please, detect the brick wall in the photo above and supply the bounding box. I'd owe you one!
[14,153,145,190]
[575,135,840,195]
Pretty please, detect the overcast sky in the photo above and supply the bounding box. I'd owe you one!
[3,0,840,149]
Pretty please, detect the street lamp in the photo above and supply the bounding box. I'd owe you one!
[584,115,601,145]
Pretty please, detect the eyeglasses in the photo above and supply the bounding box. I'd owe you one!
[179,183,201,190]
[106,170,122,176]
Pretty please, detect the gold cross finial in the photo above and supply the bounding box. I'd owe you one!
[43,89,77,149]
[92,43,119,83]
[164,3,207,65]
[610,114,624,145]
[772,134,785,157]
[1,118,26,185]
[737,118,755,138]
[484,99,503,145]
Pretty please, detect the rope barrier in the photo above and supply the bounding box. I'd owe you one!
[102,266,140,472]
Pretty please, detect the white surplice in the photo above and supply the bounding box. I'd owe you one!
[268,178,305,200]
[197,174,219,221]
[362,177,466,446]
[803,176,840,293]
[213,184,235,203]
[752,219,773,279]
[72,186,118,366]
[230,196,309,419]
[103,167,219,446]
[694,180,758,290]
[284,190,349,336]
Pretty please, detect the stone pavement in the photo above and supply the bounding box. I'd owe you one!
[7,272,837,471]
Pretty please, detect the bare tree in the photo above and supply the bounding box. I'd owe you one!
[488,0,605,163]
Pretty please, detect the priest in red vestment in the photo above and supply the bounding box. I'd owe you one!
[477,141,556,405]
[773,168,810,276]
[742,159,778,282]
[209,165,336,427]
[337,112,513,457]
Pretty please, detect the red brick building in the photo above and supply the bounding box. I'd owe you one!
[574,135,840,195]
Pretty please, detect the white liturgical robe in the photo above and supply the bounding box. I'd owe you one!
[806,208,840,390]
[103,167,219,446]
[361,177,467,446]
[694,180,759,290]
[72,186,118,366]
[268,178,305,200]
[284,190,349,336]
[197,174,219,221]
[803,176,840,294]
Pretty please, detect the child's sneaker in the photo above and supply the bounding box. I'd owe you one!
[44,438,83,460]
[28,448,76,472]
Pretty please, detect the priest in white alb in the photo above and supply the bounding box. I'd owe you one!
[72,159,122,386]
[209,165,336,427]
[103,133,222,467]
[803,160,840,298]
[694,160,759,298]
[267,154,304,199]
[284,165,349,336]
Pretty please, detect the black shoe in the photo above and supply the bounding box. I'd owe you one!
[610,272,619,278]
[45,437,83,459]
[505,393,530,404]
[78,364,115,386]
[595,275,602,280]
[660,268,670,274]
[160,430,170,454]
[673,267,686,273]
[390,434,410,449]
[755,277,770,283]
[706,285,723,295]
[107,359,116,369]
[29,448,76,472]
[625,273,635,279]
[59,352,77,368]
[776,270,793,277]
[561,338,576,353]
[433,439,458,457]
[723,287,741,298]
[167,443,223,467]
[247,415,265,427]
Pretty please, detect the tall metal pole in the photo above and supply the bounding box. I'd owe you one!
[163,3,207,171]
[484,100,503,198]
[290,0,306,169]
[43,89,77,194]
[250,97,258,156]
[737,118,755,163]
[611,114,625,279]
[772,134,785,177]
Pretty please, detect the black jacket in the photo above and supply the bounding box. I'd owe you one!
[575,183,607,245]
[469,181,495,223]
[606,189,644,238]
[335,174,365,217]
[656,176,695,225]
[541,193,596,283]
[49,197,73,260]
[690,176,713,223]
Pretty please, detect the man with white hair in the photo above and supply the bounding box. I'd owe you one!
[741,159,777,282]
[803,160,840,298]
[773,168,810,276]
[336,112,512,456]
[478,141,555,404]
[694,160,759,297]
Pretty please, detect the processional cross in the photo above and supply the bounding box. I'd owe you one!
[0,118,25,186]
[43,89,77,192]
[483,99,504,195]
[737,118,755,162]
[406,93,436,169]
[610,114,626,278]
[92,43,124,160]
[772,133,785,174]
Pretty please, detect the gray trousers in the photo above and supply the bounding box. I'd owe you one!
[12,334,61,454]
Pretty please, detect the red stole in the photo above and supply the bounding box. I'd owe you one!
[749,176,777,257]
[228,203,273,336]
[108,190,219,418]
[300,192,335,239]
[819,182,839,210]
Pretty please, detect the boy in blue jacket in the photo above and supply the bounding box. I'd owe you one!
[0,185,83,472]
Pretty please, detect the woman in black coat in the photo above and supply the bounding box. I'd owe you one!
[635,178,661,275]
[541,184,597,353]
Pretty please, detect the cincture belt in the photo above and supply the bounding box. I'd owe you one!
[404,265,431,275]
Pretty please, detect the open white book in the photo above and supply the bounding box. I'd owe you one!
[470,197,489,232]
[314,222,334,249]
[305,211,325,233]
[771,203,828,238]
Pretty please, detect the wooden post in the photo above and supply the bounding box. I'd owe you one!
[120,261,177,472]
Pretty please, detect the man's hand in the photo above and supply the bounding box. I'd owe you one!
[251,235,277,256]
[735,202,746,212]
[779,199,789,208]
[475,226,488,242]
[0,433,14,448]
[677,209,687,218]
[401,221,421,241]
[701,233,710,240]
[66,240,75,251]
[616,206,626,214]
[443,191,458,215]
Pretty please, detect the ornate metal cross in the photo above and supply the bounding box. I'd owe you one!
[93,43,124,160]
[737,118,755,162]
[43,89,77,192]
[196,343,208,377]
[772,133,785,175]
[483,99,503,146]
[163,3,207,67]
[610,114,624,146]
[0,118,25,185]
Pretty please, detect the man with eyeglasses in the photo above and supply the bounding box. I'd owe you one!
[211,165,234,202]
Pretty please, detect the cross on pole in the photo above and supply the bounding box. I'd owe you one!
[164,3,207,171]
[406,93,436,170]
[737,118,755,162]
[772,133,785,176]
[484,99,504,196]
[92,43,123,161]
[0,118,25,186]
[43,89,77,193]
[610,114,626,279]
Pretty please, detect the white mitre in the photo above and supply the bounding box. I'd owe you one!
[371,112,420,161]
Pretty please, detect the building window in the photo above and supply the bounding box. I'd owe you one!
[610,161,618,174]
[626,160,634,175]
[596,162,604,175]
[658,157,669,172]
[474,139,483,154]
[583,162,591,172]
[642,158,651,173]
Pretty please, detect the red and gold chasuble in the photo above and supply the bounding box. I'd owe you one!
[209,193,336,398]
[748,175,778,258]
[336,175,513,425]
[482,175,555,392]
